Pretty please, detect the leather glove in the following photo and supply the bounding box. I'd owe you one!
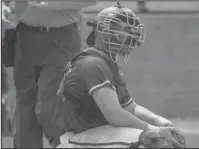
[139,125,186,148]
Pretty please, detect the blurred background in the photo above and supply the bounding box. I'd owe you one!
[2,0,199,148]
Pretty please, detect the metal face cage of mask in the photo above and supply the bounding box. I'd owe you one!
[96,7,146,65]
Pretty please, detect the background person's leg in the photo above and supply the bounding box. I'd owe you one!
[34,23,81,143]
[13,27,43,148]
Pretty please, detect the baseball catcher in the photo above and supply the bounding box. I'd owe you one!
[52,2,186,148]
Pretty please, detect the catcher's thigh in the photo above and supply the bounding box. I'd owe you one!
[56,125,142,148]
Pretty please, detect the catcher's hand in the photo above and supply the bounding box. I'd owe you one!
[139,127,186,148]
[155,117,173,127]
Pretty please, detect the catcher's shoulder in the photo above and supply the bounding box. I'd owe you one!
[79,56,112,81]
[81,55,110,72]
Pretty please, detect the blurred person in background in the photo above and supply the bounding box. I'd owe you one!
[3,1,96,148]
[1,1,16,135]
[137,1,149,13]
[1,1,16,37]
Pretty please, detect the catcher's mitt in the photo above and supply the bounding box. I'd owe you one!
[139,128,187,148]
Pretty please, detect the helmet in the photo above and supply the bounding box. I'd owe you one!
[87,2,146,65]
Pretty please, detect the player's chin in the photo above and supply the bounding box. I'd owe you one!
[121,45,134,55]
[115,54,131,66]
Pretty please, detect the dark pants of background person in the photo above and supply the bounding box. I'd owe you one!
[13,22,81,148]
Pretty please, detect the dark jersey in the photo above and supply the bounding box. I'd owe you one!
[53,48,133,133]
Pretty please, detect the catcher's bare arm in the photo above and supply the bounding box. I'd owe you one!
[92,86,151,131]
[124,101,162,126]
[80,57,153,131]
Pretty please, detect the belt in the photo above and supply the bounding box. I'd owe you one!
[18,22,77,33]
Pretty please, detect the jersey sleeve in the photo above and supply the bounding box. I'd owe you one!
[115,70,133,107]
[119,85,134,107]
[81,57,116,95]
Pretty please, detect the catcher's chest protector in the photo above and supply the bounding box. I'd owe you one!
[52,48,122,131]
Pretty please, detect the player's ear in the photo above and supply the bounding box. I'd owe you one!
[86,30,96,47]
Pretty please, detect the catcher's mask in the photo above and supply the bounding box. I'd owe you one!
[87,2,146,65]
